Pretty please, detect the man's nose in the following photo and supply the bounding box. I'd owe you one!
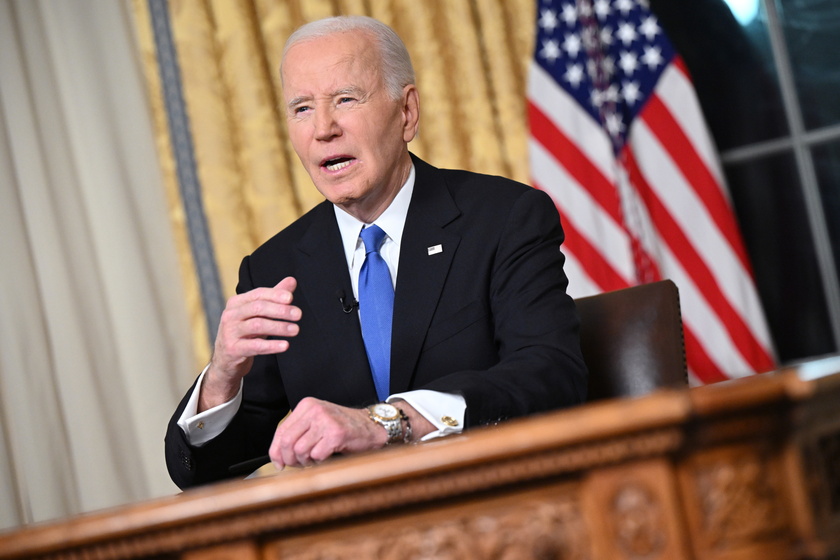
[313,108,340,140]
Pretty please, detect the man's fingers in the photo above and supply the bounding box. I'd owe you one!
[224,296,302,323]
[267,398,389,468]
[215,314,298,361]
[308,437,339,463]
[274,276,298,296]
[282,424,339,466]
[227,275,299,313]
[230,337,290,357]
[270,398,332,467]
[292,432,322,466]
[235,316,300,339]
[270,407,307,467]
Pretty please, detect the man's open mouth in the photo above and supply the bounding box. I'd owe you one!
[322,157,354,172]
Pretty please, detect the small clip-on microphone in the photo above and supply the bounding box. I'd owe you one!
[336,290,358,313]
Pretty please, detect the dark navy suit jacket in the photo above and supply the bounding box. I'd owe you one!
[165,155,587,488]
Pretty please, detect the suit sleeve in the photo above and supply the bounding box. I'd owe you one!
[164,256,290,489]
[417,188,588,427]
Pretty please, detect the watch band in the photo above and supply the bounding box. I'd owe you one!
[401,409,412,443]
[366,403,403,444]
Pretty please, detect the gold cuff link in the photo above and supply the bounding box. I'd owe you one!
[441,416,459,427]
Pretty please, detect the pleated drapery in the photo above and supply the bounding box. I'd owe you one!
[0,0,192,528]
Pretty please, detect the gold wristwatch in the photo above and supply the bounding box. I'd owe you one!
[366,402,404,444]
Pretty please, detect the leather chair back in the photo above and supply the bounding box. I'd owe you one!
[574,280,688,401]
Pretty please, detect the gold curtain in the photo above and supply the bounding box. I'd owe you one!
[131,0,537,370]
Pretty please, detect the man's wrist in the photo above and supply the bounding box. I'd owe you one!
[177,365,243,445]
[199,363,242,412]
[399,405,412,443]
[388,398,438,441]
[366,402,405,444]
[388,392,464,441]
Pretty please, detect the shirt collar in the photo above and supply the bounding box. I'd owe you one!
[333,163,415,267]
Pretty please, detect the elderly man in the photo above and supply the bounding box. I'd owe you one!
[165,15,587,489]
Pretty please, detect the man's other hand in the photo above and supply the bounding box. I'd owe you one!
[269,397,387,468]
[268,397,439,468]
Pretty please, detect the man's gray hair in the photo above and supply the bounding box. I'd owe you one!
[281,15,416,100]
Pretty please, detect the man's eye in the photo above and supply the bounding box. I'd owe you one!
[338,97,355,104]
[293,106,310,114]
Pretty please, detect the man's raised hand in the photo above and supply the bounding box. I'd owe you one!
[199,277,301,411]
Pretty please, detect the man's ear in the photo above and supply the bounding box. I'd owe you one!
[402,85,420,142]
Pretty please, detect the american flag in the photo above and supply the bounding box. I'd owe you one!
[527,0,776,383]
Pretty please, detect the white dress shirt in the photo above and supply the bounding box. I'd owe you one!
[178,165,466,445]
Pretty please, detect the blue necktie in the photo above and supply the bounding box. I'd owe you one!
[359,225,394,401]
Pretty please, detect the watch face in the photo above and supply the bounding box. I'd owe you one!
[372,403,399,419]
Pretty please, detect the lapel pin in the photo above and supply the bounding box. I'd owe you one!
[427,244,443,256]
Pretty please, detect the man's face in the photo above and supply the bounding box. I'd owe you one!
[282,31,419,222]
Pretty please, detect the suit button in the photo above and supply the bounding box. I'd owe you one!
[180,450,194,471]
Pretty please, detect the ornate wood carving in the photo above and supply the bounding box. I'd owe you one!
[182,541,259,560]
[19,428,680,560]
[270,486,591,560]
[800,422,840,538]
[817,431,840,515]
[690,446,788,551]
[583,459,688,560]
[612,482,666,558]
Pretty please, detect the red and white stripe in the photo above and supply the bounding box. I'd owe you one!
[528,57,775,384]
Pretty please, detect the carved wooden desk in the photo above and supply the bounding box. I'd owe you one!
[3,356,840,560]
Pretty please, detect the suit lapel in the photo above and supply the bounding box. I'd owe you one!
[390,157,461,393]
[295,204,378,402]
[293,157,462,401]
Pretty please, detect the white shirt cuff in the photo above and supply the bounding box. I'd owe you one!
[388,390,466,441]
[176,364,243,446]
